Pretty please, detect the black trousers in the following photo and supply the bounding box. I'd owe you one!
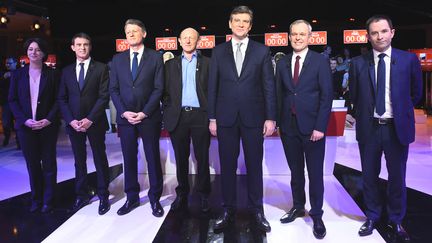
[68,127,110,199]
[217,116,264,213]
[359,121,408,224]
[17,124,59,206]
[169,110,210,198]
[118,120,163,203]
[280,116,325,218]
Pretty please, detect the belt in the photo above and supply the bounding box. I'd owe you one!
[373,118,393,125]
[182,106,198,112]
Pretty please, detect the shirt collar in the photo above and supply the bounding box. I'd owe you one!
[373,46,392,59]
[130,46,144,58]
[293,48,309,60]
[76,57,91,67]
[231,37,249,49]
[181,51,197,60]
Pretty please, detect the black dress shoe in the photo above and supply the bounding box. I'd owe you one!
[280,208,305,223]
[151,201,164,217]
[312,218,326,239]
[117,199,140,216]
[200,197,210,213]
[30,202,41,213]
[41,204,53,213]
[72,197,91,211]
[214,210,235,231]
[254,212,271,233]
[358,219,375,236]
[98,198,111,215]
[170,196,188,212]
[388,223,410,242]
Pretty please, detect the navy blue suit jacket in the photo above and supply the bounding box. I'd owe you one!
[58,59,110,132]
[8,65,60,130]
[208,40,276,127]
[109,48,164,125]
[276,50,333,135]
[349,48,423,145]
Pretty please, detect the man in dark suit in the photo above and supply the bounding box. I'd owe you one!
[109,19,164,217]
[58,33,111,215]
[208,6,276,233]
[163,27,211,213]
[1,57,19,148]
[275,19,333,239]
[349,15,422,242]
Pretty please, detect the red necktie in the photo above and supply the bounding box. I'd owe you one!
[293,55,300,85]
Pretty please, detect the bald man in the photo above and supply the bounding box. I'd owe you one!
[162,27,211,213]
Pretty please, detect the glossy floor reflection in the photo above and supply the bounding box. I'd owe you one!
[0,164,122,243]
[334,163,432,243]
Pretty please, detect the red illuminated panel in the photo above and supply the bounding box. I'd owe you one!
[409,48,432,72]
[155,37,178,51]
[343,30,368,44]
[116,39,130,52]
[197,35,216,49]
[264,33,289,47]
[309,31,327,46]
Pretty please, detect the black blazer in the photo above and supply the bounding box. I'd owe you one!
[208,40,277,127]
[8,64,60,130]
[109,47,164,125]
[162,53,210,132]
[58,59,110,132]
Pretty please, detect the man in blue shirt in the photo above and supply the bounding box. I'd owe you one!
[162,27,211,213]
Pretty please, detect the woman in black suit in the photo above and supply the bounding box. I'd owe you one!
[8,38,60,213]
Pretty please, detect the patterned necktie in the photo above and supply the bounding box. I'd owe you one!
[293,55,300,85]
[78,62,85,90]
[376,53,386,116]
[235,42,243,76]
[131,52,138,80]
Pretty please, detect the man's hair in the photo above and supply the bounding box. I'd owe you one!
[366,15,393,33]
[289,19,312,34]
[71,32,92,45]
[230,5,253,24]
[124,19,147,33]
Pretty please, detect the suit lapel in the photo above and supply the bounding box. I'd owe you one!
[80,60,95,91]
[134,48,148,82]
[175,56,183,103]
[367,52,377,98]
[284,53,294,90]
[297,51,311,86]
[225,41,238,78]
[37,66,48,100]
[239,40,254,78]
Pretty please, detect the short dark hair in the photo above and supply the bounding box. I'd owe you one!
[23,38,49,62]
[230,5,253,24]
[124,19,147,33]
[71,32,92,45]
[366,15,393,33]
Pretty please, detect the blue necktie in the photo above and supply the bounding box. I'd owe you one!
[131,52,138,80]
[78,62,85,90]
[376,53,386,116]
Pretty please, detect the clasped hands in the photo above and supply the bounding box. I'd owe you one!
[24,119,52,130]
[69,118,93,132]
[122,111,147,125]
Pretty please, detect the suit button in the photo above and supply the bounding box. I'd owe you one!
[294,93,297,96]
[132,86,135,88]
[37,101,41,104]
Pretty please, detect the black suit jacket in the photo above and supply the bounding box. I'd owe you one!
[109,48,164,125]
[162,53,210,132]
[58,59,110,132]
[8,65,60,129]
[208,40,276,127]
